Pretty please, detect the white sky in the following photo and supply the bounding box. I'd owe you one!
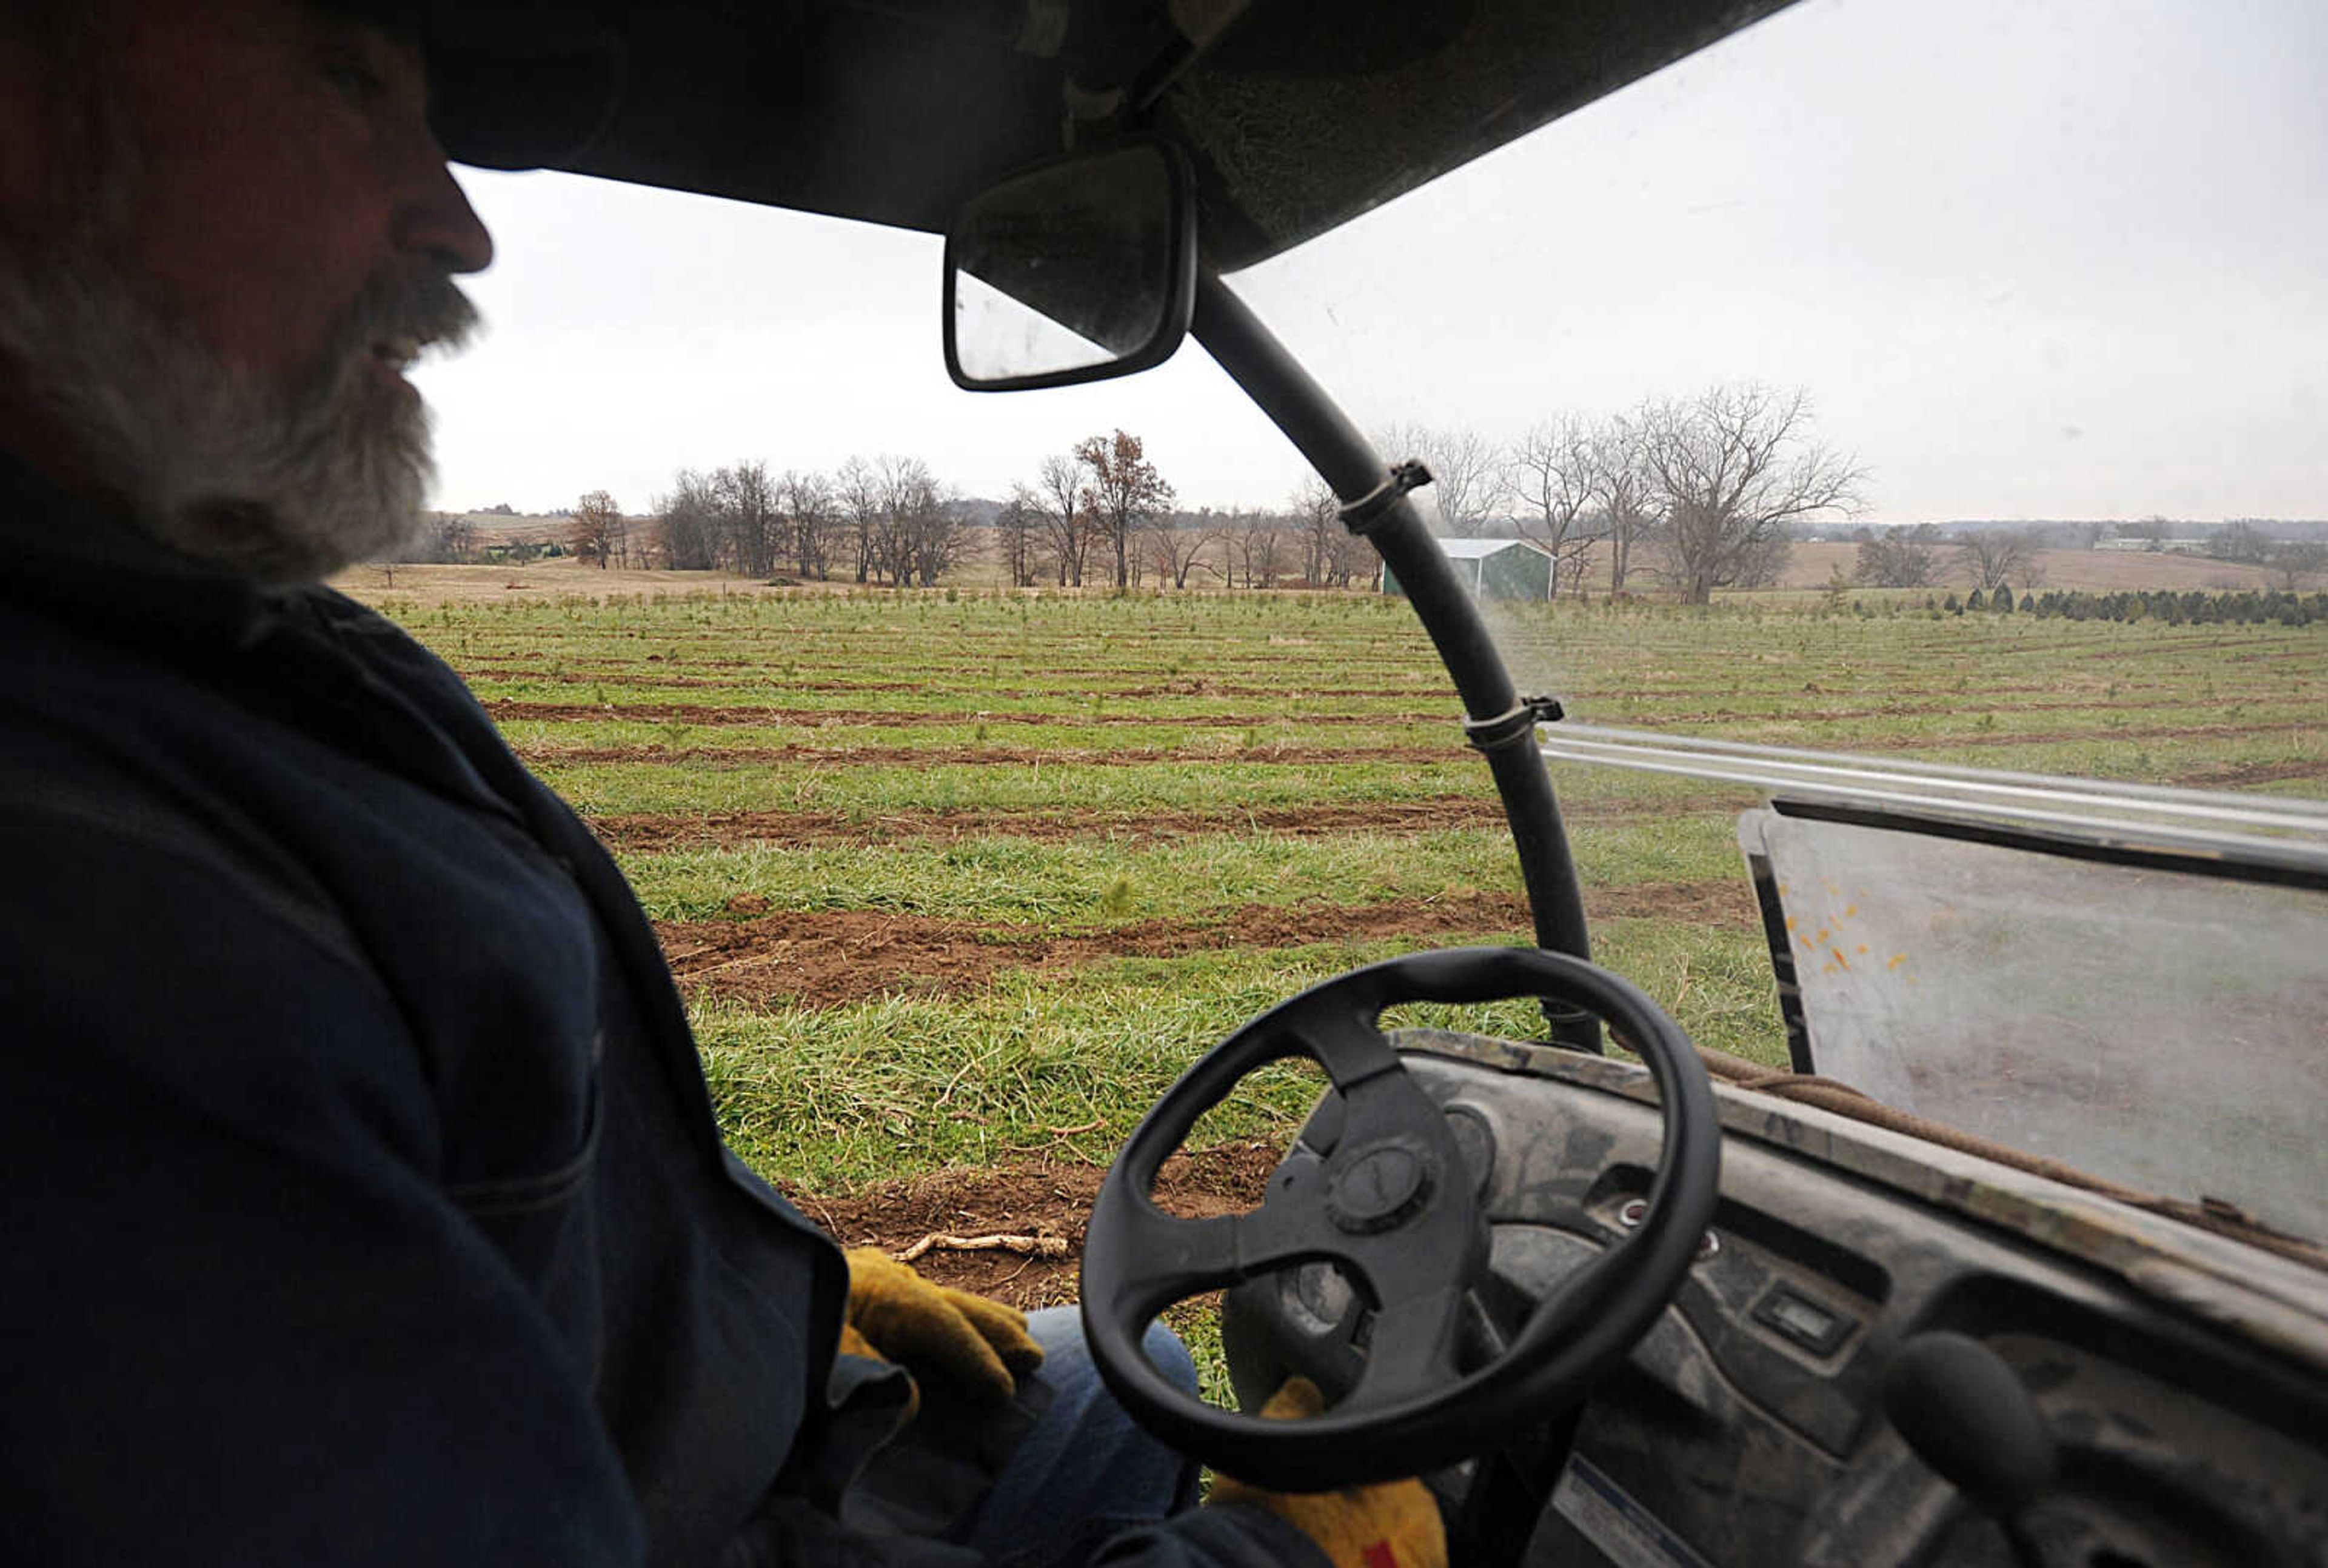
[419,0,2328,524]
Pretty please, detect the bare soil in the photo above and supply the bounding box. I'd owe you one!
[1885,718,2318,750]
[520,741,1460,769]
[784,1146,1285,1309]
[483,698,1441,730]
[588,795,1728,852]
[592,798,1507,850]
[338,560,796,604]
[2170,758,2328,789]
[473,674,1448,702]
[657,881,1753,1007]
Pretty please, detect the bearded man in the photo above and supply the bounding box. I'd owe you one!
[0,3,1443,1565]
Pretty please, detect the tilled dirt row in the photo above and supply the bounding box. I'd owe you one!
[589,794,1742,852]
[463,670,1448,701]
[518,721,2318,773]
[524,741,1465,768]
[487,698,1451,729]
[656,881,1755,1008]
[484,690,2276,730]
[592,798,1554,851]
[2158,757,2328,789]
[783,1147,1284,1310]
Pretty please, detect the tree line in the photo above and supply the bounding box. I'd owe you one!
[411,386,2324,602]
[992,433,1379,592]
[499,459,975,587]
[407,382,1871,603]
[1380,384,1865,605]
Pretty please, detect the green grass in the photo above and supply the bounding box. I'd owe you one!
[696,949,1351,1190]
[357,581,2328,1409]
[361,586,2327,1201]
[619,816,1738,927]
[696,918,1791,1192]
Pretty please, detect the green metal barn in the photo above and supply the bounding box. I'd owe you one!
[1382,537,1554,601]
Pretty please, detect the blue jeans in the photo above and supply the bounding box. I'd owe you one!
[963,1308,1202,1565]
[841,1308,1200,1566]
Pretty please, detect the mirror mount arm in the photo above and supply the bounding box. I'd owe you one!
[1190,270,1602,1052]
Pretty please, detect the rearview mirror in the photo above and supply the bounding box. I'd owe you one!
[943,141,1197,392]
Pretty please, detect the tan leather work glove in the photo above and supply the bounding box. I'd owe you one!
[1208,1378,1448,1568]
[841,1247,1045,1409]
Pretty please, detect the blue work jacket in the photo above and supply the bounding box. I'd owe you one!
[0,454,1308,1568]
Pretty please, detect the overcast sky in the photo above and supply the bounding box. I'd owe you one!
[418,0,2328,524]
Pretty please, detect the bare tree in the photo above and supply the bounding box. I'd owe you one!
[1506,415,1604,599]
[835,456,882,583]
[1074,430,1174,589]
[863,455,926,586]
[1953,527,2038,592]
[1232,510,1291,589]
[393,512,477,565]
[2209,520,2275,565]
[886,459,963,586]
[838,455,960,587]
[2117,516,2174,551]
[1291,476,1341,585]
[1637,385,1863,604]
[997,486,1044,587]
[714,460,780,578]
[1376,422,1504,538]
[1285,494,1377,588]
[654,469,720,570]
[779,468,834,580]
[1326,525,1379,590]
[1590,415,1659,595]
[2270,539,2327,590]
[570,489,624,570]
[436,514,477,563]
[1032,453,1091,587]
[1150,508,1228,589]
[1853,523,1942,588]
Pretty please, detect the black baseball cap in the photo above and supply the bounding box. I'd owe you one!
[319,1,628,171]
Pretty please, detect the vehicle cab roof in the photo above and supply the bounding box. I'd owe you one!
[443,0,1795,271]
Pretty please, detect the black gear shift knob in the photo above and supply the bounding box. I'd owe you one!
[1883,1332,2059,1563]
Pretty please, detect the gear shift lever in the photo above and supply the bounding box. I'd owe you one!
[1882,1332,2059,1567]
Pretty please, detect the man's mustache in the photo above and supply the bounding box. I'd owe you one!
[321,268,482,385]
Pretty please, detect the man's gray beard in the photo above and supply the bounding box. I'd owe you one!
[0,231,480,584]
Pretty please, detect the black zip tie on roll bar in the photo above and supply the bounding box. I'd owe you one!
[1464,695,1565,755]
[1337,460,1433,536]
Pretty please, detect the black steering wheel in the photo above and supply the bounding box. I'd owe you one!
[1080,945,1720,1492]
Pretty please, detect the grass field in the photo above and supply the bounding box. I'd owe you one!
[354,576,2327,1307]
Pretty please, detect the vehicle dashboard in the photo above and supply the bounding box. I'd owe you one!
[1219,1030,2328,1566]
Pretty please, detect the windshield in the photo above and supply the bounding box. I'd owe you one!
[412,0,2323,1241]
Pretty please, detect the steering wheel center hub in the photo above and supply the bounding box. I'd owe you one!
[1326,1138,1435,1233]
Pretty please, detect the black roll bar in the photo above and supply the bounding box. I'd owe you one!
[1191,272,1600,1051]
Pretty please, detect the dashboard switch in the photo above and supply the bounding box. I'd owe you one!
[1751,1283,1855,1356]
